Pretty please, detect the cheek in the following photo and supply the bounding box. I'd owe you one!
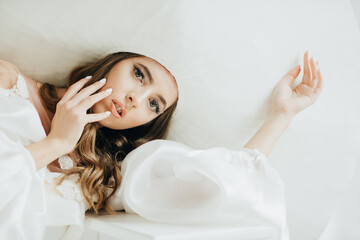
[127,109,154,126]
[91,99,104,113]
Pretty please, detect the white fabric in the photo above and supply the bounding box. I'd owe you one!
[0,76,85,240]
[43,169,86,240]
[319,156,360,239]
[0,1,359,239]
[0,74,28,98]
[0,74,288,239]
[0,76,46,240]
[58,155,74,170]
[114,139,288,239]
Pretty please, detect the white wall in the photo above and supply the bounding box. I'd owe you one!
[350,0,360,31]
[319,157,360,239]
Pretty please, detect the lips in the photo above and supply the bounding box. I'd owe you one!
[111,99,127,118]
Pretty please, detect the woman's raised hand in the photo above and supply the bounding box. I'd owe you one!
[270,51,324,118]
[244,51,324,157]
[47,76,111,154]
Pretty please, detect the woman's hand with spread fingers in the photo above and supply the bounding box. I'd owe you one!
[270,51,324,119]
[47,76,112,154]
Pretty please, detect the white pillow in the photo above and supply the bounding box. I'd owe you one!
[0,0,359,239]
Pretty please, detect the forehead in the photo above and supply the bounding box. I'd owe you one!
[127,56,179,106]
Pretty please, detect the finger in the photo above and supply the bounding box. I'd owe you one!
[282,65,301,84]
[60,76,92,103]
[316,68,323,88]
[86,111,111,123]
[309,60,320,89]
[80,88,113,110]
[69,78,107,107]
[310,56,317,82]
[315,69,324,95]
[303,51,311,85]
[309,78,318,89]
[298,83,315,95]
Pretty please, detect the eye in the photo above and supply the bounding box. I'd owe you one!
[134,66,144,83]
[149,99,160,114]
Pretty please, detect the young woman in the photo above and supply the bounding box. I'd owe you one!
[0,51,322,240]
[26,52,178,211]
[0,52,178,239]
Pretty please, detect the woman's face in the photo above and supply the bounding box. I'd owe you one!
[92,56,178,130]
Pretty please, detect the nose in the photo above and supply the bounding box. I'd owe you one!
[126,91,147,109]
[126,92,136,109]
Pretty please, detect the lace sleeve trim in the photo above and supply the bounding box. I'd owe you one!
[45,155,84,202]
[0,74,29,98]
[58,155,74,170]
[239,148,268,175]
[55,174,84,202]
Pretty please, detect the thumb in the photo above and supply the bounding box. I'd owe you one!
[281,65,301,84]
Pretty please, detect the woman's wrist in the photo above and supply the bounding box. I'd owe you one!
[45,135,73,155]
[25,137,67,170]
[267,111,295,125]
[44,136,69,155]
[244,111,294,157]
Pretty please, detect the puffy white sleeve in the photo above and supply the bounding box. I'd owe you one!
[114,139,288,240]
[0,96,47,240]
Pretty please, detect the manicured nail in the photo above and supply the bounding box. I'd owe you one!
[85,76,92,79]
[105,111,111,115]
[99,78,106,84]
[105,88,112,93]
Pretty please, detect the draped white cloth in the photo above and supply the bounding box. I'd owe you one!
[114,139,289,239]
[0,78,47,240]
[0,74,288,239]
[0,75,86,240]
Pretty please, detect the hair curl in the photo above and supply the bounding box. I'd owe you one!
[40,52,178,214]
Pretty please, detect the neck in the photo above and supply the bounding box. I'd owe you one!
[55,86,67,99]
[27,77,67,135]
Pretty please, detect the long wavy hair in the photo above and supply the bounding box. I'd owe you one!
[39,52,178,214]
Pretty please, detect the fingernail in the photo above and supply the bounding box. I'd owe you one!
[105,111,111,115]
[85,76,92,79]
[105,88,112,93]
[99,78,106,84]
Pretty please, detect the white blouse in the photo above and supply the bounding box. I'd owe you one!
[0,75,86,240]
[115,139,289,240]
[0,74,288,240]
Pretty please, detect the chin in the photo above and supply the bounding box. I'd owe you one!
[98,120,128,130]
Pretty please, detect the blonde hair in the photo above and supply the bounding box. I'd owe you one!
[40,52,178,213]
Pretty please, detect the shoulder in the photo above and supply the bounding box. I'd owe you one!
[0,60,21,89]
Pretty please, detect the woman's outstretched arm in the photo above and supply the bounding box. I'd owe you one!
[25,77,111,170]
[244,51,323,157]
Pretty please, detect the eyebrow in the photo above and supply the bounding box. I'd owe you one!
[138,63,167,110]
